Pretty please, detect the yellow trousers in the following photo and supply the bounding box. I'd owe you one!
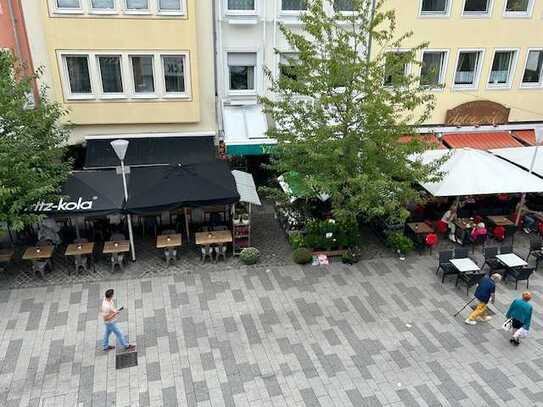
[467,303,487,321]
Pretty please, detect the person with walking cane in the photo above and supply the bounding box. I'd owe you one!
[464,273,502,325]
[505,292,533,346]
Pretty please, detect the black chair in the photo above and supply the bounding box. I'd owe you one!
[436,250,457,283]
[456,272,486,295]
[482,247,504,273]
[507,266,535,289]
[455,248,469,259]
[526,238,543,270]
[500,246,513,254]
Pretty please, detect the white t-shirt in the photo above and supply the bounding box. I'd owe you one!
[101,298,117,324]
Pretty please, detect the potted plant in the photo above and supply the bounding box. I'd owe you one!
[240,247,260,265]
[386,232,414,260]
[292,247,313,264]
[342,246,362,264]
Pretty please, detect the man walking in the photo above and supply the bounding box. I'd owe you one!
[465,273,502,325]
[506,291,533,346]
[101,289,135,352]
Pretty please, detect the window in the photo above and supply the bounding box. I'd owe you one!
[279,53,300,81]
[159,0,181,11]
[420,0,449,15]
[64,56,92,95]
[454,50,482,87]
[130,55,155,93]
[98,56,123,94]
[504,0,532,15]
[125,0,148,10]
[421,51,447,87]
[334,0,353,12]
[463,0,491,15]
[281,0,306,11]
[227,0,255,11]
[228,52,256,91]
[162,55,185,93]
[488,50,516,87]
[522,50,543,86]
[57,0,80,8]
[383,52,409,86]
[91,0,115,9]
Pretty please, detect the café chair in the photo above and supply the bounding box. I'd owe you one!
[162,229,178,266]
[32,261,48,279]
[201,246,213,263]
[507,266,535,289]
[482,247,503,273]
[500,246,513,254]
[214,245,227,262]
[72,238,90,274]
[455,271,486,296]
[454,248,469,259]
[111,253,124,273]
[526,238,543,270]
[425,233,438,254]
[436,250,456,284]
[492,226,505,242]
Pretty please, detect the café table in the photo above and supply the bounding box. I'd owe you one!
[195,230,233,246]
[496,253,528,280]
[450,258,480,273]
[454,218,476,245]
[65,242,95,273]
[103,240,130,254]
[406,222,434,235]
[156,234,182,249]
[23,245,54,277]
[487,215,515,227]
[0,248,14,264]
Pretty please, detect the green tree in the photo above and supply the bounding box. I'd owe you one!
[261,0,442,224]
[0,50,71,231]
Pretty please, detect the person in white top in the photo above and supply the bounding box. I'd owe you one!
[441,204,458,243]
[101,289,135,352]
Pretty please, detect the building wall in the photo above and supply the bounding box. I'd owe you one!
[0,0,17,50]
[22,0,216,144]
[382,0,543,125]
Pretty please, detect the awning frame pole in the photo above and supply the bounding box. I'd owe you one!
[516,142,540,226]
[120,159,136,261]
[184,208,190,242]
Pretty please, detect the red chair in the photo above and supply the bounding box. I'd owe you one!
[493,226,505,242]
[538,222,543,237]
[425,233,438,253]
[436,220,448,234]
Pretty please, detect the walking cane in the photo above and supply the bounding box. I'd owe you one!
[453,297,476,317]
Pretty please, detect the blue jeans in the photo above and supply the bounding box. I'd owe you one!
[524,214,537,232]
[103,321,129,350]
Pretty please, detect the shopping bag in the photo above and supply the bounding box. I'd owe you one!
[502,318,512,331]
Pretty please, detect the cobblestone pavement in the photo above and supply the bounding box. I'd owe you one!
[1,245,543,407]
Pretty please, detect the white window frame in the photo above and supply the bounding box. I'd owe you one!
[224,0,257,16]
[225,50,259,97]
[59,53,96,100]
[332,0,355,15]
[520,48,543,89]
[48,0,186,16]
[503,0,534,18]
[486,48,518,89]
[461,0,494,18]
[160,54,191,98]
[50,0,84,14]
[452,48,485,90]
[95,54,126,99]
[383,49,411,88]
[418,0,451,18]
[279,0,307,16]
[420,49,449,90]
[58,50,191,101]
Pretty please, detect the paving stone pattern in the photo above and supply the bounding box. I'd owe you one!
[0,246,543,406]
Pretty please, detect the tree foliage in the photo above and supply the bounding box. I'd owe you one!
[260,0,443,224]
[0,50,71,231]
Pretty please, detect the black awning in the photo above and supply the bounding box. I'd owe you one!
[126,161,240,214]
[84,136,216,168]
[32,170,124,216]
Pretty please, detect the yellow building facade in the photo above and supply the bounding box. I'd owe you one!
[21,0,216,144]
[382,0,543,129]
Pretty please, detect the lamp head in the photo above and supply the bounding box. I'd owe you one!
[110,139,129,161]
[535,127,543,145]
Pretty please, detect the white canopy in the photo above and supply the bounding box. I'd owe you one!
[412,148,543,197]
[231,170,261,206]
[491,146,543,177]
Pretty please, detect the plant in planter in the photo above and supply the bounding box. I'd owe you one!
[342,246,362,264]
[240,247,260,265]
[292,247,313,264]
[288,231,305,249]
[386,232,414,260]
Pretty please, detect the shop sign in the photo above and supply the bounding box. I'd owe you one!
[32,197,95,212]
[445,101,510,126]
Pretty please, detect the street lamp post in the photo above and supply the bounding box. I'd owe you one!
[515,127,543,226]
[111,139,136,261]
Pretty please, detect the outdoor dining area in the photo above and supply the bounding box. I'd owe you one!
[0,136,262,282]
